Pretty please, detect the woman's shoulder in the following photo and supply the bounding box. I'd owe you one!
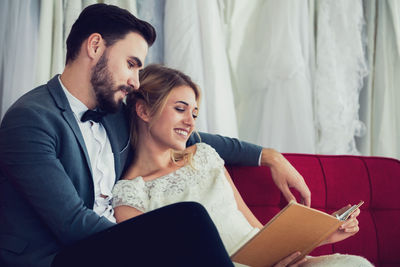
[191,143,225,166]
[112,177,148,211]
[113,177,145,193]
[190,142,215,152]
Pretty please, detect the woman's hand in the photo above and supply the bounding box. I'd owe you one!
[321,205,361,245]
[273,252,307,267]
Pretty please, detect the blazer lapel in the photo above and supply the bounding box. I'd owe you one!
[101,103,131,181]
[101,118,121,179]
[62,110,93,175]
[46,75,93,176]
[47,75,131,181]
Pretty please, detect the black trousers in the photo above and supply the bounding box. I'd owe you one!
[52,202,234,267]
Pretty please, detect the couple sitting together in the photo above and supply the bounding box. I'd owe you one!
[112,64,372,267]
[0,3,373,267]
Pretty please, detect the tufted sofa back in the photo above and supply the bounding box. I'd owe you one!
[227,154,400,267]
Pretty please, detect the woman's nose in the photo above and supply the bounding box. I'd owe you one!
[184,113,195,126]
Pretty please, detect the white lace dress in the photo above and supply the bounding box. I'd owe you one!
[112,143,259,255]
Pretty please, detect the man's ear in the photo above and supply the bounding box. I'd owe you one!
[86,33,104,60]
[136,101,151,122]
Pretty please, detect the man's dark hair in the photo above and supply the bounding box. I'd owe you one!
[66,3,156,64]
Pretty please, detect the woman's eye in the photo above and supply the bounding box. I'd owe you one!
[175,107,185,112]
[128,61,135,68]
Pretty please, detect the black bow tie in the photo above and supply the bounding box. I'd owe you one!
[81,109,106,123]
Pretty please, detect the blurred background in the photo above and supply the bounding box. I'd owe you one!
[0,0,399,159]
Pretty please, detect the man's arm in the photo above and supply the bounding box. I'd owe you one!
[0,106,114,245]
[261,148,311,207]
[188,132,311,207]
[187,132,262,166]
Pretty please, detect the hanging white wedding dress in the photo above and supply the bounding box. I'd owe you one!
[314,0,368,155]
[228,0,316,153]
[164,0,238,138]
[370,0,400,159]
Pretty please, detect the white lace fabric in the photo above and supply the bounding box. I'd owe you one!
[112,143,259,254]
[315,0,368,155]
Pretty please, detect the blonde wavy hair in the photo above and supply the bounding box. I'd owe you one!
[126,64,201,165]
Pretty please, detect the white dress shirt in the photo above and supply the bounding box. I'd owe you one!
[58,76,116,223]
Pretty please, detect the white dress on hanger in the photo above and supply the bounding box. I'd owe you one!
[164,0,238,137]
[229,0,316,153]
[314,0,368,155]
[370,0,400,159]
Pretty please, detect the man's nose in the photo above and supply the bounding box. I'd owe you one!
[128,74,140,91]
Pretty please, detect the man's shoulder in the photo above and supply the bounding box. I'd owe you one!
[9,75,64,112]
[8,87,54,114]
[1,81,63,127]
[19,83,50,102]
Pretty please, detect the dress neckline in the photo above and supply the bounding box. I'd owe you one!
[123,143,204,183]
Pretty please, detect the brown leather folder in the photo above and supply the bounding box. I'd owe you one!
[231,201,363,267]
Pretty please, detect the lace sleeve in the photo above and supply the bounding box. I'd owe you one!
[195,143,225,169]
[111,178,148,212]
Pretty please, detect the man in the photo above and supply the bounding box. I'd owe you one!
[0,4,310,267]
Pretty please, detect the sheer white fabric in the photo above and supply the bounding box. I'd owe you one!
[357,0,376,157]
[64,1,84,49]
[137,0,165,64]
[112,143,259,255]
[35,0,64,87]
[164,0,207,132]
[303,254,374,267]
[368,0,400,159]
[227,0,316,153]
[104,0,137,15]
[2,1,399,159]
[314,0,368,155]
[164,0,239,138]
[0,0,39,119]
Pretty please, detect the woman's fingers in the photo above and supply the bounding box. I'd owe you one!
[339,217,360,235]
[274,252,299,267]
[341,215,359,230]
[291,257,308,266]
[341,218,359,228]
[350,208,361,218]
[340,208,361,230]
[345,226,360,233]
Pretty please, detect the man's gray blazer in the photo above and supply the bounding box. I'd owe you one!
[0,75,262,266]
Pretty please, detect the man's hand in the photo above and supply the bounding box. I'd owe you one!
[261,148,311,207]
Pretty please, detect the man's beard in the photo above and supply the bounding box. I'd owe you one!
[90,52,132,113]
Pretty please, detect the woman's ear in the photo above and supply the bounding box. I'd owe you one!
[136,101,151,122]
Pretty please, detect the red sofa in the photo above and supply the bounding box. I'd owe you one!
[227,154,400,267]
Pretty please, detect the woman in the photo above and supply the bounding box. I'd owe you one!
[112,64,373,267]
